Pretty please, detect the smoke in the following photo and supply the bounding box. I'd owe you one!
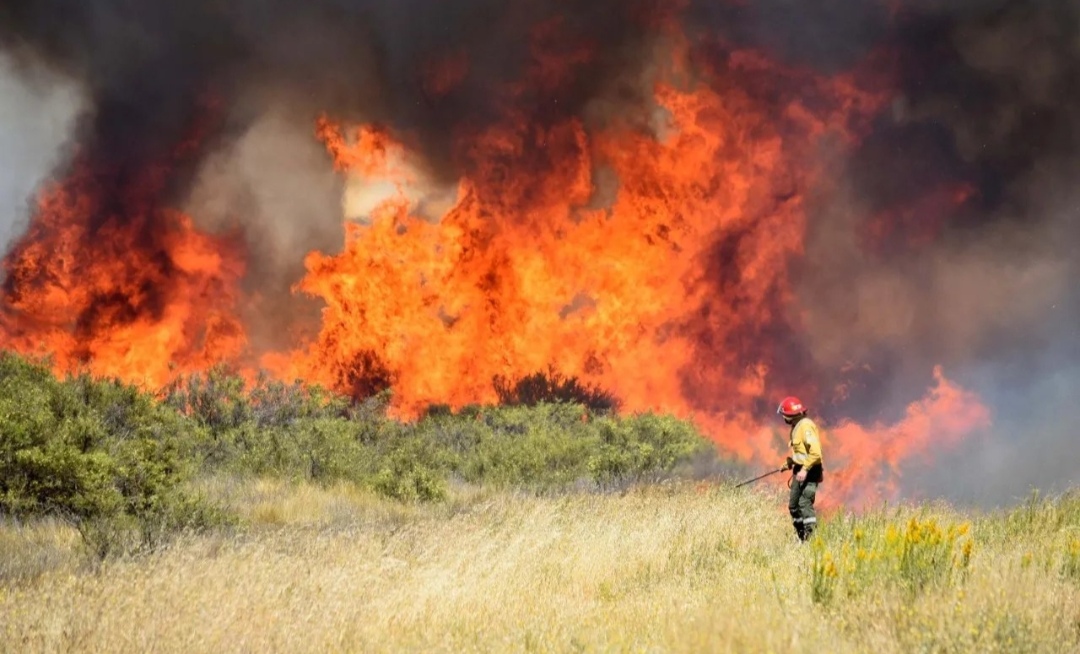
[0,54,82,250]
[0,0,662,180]
[182,106,347,353]
[771,0,1080,505]
[655,0,1080,505]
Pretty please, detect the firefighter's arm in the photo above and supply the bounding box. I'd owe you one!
[800,423,822,468]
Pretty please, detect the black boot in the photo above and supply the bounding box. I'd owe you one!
[792,520,805,541]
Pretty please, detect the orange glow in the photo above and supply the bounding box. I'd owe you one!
[862,183,976,253]
[423,49,469,98]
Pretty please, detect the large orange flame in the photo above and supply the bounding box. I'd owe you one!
[0,20,992,509]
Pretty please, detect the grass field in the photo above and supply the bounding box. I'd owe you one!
[3,478,1080,653]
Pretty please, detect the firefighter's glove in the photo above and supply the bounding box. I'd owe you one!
[782,457,795,471]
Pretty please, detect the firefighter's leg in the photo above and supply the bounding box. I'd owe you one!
[798,481,819,540]
[788,478,805,540]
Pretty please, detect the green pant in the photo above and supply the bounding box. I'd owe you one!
[788,478,818,541]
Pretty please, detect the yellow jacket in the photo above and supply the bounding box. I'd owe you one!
[789,417,824,471]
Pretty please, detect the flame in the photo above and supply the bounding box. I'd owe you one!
[0,159,249,387]
[0,16,993,509]
[280,38,888,421]
[822,366,993,509]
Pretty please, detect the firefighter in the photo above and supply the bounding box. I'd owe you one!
[777,396,824,541]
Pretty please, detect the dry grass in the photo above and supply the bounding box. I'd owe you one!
[2,480,1080,653]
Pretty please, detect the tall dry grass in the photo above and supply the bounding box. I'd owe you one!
[2,480,1079,653]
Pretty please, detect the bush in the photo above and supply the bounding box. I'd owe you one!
[0,352,717,517]
[810,513,975,605]
[493,368,620,414]
[587,413,708,490]
[425,403,596,490]
[371,434,450,502]
[164,369,357,471]
[0,354,226,558]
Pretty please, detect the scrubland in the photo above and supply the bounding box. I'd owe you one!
[3,352,1080,652]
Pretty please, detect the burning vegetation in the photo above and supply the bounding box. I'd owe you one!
[2,0,1077,507]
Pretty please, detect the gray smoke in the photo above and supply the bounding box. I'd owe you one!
[0,55,82,250]
[182,105,347,354]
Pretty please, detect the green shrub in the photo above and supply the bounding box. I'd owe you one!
[427,403,595,490]
[587,413,707,490]
[0,352,716,517]
[0,354,226,558]
[163,366,251,433]
[160,365,712,500]
[493,368,619,414]
[371,433,450,502]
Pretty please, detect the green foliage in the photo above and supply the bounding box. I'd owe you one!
[587,413,707,490]
[163,369,355,469]
[162,365,714,501]
[426,403,596,491]
[999,489,1080,542]
[0,354,226,558]
[1060,539,1080,582]
[0,352,716,530]
[372,433,450,502]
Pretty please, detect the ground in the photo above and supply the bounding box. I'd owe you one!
[2,478,1080,653]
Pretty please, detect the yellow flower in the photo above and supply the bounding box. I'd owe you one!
[886,525,900,545]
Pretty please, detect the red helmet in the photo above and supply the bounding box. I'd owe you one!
[777,396,807,417]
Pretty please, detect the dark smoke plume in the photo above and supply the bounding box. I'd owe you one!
[3,0,1080,505]
[0,0,661,184]
[712,0,1080,506]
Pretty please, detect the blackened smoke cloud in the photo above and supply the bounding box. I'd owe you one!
[0,0,660,183]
